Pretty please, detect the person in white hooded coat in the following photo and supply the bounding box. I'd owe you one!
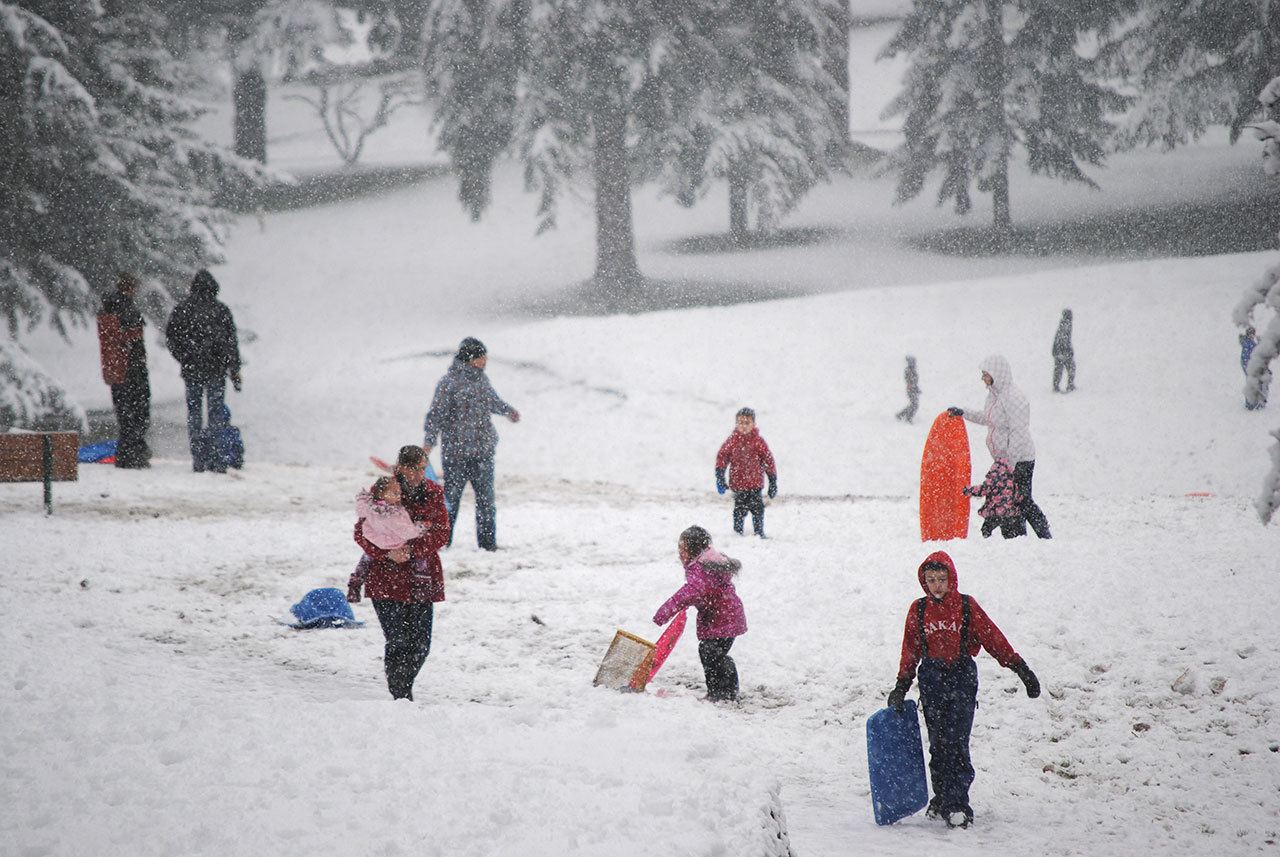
[948,355,1051,539]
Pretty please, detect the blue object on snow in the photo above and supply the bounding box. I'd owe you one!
[716,480,726,495]
[78,440,118,463]
[866,699,930,825]
[289,587,363,629]
[194,404,244,470]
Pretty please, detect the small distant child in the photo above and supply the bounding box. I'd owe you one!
[350,477,432,603]
[653,525,747,702]
[962,458,1025,538]
[886,551,1040,830]
[1052,308,1076,393]
[895,356,920,423]
[715,407,778,538]
[1240,326,1269,410]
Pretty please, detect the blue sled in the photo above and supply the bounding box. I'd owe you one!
[78,439,118,463]
[866,700,930,825]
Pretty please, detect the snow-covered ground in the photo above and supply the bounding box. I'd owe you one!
[5,246,1279,855]
[6,49,1280,856]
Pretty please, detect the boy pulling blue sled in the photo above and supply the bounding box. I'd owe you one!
[874,551,1041,829]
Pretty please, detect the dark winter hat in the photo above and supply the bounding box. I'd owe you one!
[457,337,487,363]
[191,269,220,299]
[736,407,756,420]
[679,525,712,556]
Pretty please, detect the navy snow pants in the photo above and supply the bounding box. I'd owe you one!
[918,656,979,814]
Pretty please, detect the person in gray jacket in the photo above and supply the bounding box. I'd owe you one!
[423,338,520,550]
[948,354,1051,539]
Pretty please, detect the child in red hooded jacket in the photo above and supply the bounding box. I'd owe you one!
[714,407,778,538]
[886,551,1041,829]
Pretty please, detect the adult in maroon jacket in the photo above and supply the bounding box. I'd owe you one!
[714,408,778,537]
[349,446,451,701]
[886,551,1040,829]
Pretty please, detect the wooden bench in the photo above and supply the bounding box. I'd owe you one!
[0,431,78,514]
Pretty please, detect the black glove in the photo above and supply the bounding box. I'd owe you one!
[715,468,727,495]
[887,677,912,712]
[767,473,777,499]
[1013,661,1040,698]
[947,406,963,417]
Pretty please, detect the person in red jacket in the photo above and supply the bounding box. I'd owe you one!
[714,407,778,537]
[96,273,151,469]
[348,445,451,701]
[886,551,1040,829]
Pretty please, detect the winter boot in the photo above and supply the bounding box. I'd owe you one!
[925,796,943,820]
[946,808,973,829]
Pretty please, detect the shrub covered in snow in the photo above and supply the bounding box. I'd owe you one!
[1239,75,1280,523]
[0,339,85,432]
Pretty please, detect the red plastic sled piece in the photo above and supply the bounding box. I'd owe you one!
[920,411,971,541]
[648,610,687,682]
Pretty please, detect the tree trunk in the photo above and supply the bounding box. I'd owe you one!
[981,0,1011,242]
[991,161,1011,237]
[728,161,750,242]
[233,66,268,163]
[591,99,640,291]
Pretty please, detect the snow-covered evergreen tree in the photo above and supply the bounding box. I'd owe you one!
[1236,75,1280,523]
[1,0,265,336]
[654,0,848,241]
[879,0,1126,236]
[425,0,835,291]
[0,1,265,426]
[1110,0,1280,148]
[0,339,85,432]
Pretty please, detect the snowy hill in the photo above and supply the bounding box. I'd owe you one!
[4,243,1279,854]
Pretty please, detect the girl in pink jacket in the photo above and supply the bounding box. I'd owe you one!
[963,458,1024,539]
[653,525,748,702]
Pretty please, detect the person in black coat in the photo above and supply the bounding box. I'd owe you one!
[165,270,242,473]
[896,355,920,423]
[1052,309,1075,393]
[97,273,151,468]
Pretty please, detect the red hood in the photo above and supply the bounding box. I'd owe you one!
[917,550,959,598]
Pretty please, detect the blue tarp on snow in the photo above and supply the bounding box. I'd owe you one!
[78,440,117,463]
[288,587,363,629]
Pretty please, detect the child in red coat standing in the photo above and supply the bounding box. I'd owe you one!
[886,551,1040,829]
[715,407,778,538]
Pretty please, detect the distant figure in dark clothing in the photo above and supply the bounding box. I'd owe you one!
[1241,326,1258,374]
[896,356,920,423]
[1052,309,1075,393]
[1240,325,1269,410]
[423,338,520,550]
[165,270,242,473]
[96,273,151,469]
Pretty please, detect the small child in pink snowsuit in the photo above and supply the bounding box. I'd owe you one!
[653,525,748,702]
[352,477,434,602]
[963,458,1025,539]
[356,477,424,549]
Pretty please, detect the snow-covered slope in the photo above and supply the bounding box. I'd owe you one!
[4,254,1278,856]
